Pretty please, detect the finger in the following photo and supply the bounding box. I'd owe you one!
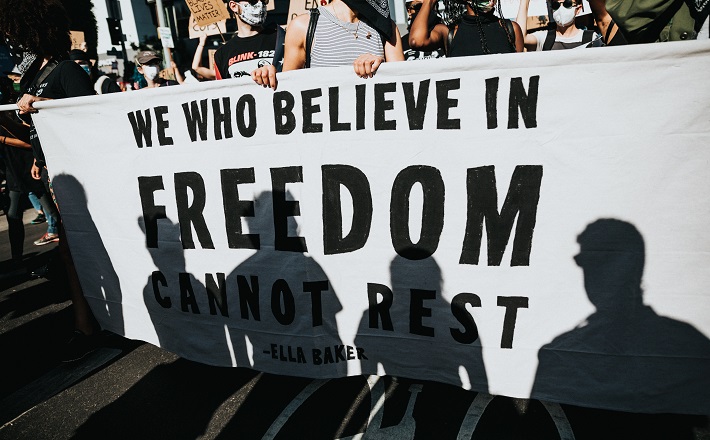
[363,59,374,78]
[267,67,277,90]
[370,58,383,77]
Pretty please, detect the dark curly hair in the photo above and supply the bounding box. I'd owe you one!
[0,0,72,60]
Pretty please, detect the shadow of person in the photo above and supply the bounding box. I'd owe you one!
[531,219,710,437]
[223,190,345,376]
[51,173,123,335]
[138,216,232,365]
[354,252,488,393]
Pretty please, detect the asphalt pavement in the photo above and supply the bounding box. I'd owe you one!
[1,207,709,440]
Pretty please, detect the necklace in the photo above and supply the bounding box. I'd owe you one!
[331,6,362,39]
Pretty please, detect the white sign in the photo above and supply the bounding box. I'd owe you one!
[31,41,710,415]
[158,27,175,49]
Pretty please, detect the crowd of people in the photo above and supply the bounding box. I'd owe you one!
[0,0,707,362]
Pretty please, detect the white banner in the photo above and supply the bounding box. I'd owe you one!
[31,41,710,415]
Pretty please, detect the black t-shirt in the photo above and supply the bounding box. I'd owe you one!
[0,124,43,194]
[448,14,516,57]
[97,75,122,94]
[213,27,279,79]
[26,60,95,166]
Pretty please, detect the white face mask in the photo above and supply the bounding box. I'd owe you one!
[239,1,267,26]
[142,65,160,81]
[552,4,577,27]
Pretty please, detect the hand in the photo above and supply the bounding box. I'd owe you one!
[251,64,278,90]
[17,94,49,114]
[353,54,385,79]
[31,160,41,180]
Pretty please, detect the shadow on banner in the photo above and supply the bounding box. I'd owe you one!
[51,174,124,335]
[531,218,710,417]
[354,253,489,393]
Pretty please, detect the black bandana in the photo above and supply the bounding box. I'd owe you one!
[341,0,394,41]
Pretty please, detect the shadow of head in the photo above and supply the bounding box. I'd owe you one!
[574,219,644,307]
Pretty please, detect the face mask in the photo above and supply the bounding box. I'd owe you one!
[12,83,21,93]
[16,51,38,75]
[467,0,495,13]
[142,65,160,81]
[239,2,267,26]
[81,65,91,76]
[552,4,577,27]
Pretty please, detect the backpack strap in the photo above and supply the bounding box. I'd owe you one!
[26,59,59,95]
[273,25,286,72]
[542,28,556,50]
[444,25,455,57]
[305,8,320,68]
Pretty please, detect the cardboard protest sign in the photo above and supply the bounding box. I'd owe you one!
[188,14,227,39]
[30,41,710,415]
[288,0,328,24]
[185,0,231,26]
[70,31,86,51]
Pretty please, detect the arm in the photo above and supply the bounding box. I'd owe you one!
[588,0,613,43]
[512,20,525,52]
[192,35,216,80]
[384,22,405,61]
[0,135,31,149]
[0,112,31,143]
[252,12,310,90]
[170,61,185,84]
[516,0,539,51]
[353,21,404,78]
[282,13,309,71]
[408,0,448,50]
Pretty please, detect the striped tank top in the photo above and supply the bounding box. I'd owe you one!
[310,6,385,68]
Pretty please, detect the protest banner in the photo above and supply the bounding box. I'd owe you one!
[185,0,231,26]
[28,41,710,415]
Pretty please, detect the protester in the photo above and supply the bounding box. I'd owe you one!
[189,34,216,81]
[587,0,627,45]
[68,48,122,94]
[516,0,602,51]
[0,77,56,269]
[0,0,103,361]
[251,0,404,90]
[604,0,708,43]
[213,0,285,80]
[408,0,523,57]
[401,0,446,60]
[134,50,180,88]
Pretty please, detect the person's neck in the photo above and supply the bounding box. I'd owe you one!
[329,0,358,22]
[556,23,579,37]
[237,20,262,37]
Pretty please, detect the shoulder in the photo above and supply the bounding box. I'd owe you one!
[529,30,545,42]
[53,60,84,76]
[289,12,311,35]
